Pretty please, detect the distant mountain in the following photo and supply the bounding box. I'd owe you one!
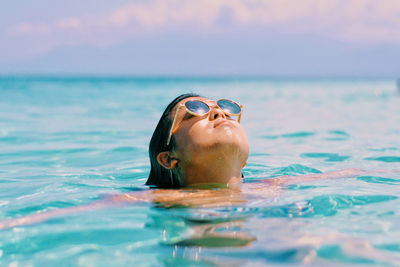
[1,35,399,77]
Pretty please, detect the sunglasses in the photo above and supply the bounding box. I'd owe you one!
[167,99,242,146]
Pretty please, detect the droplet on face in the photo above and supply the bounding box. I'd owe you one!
[224,126,233,136]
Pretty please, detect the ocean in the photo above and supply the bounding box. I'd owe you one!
[0,76,399,266]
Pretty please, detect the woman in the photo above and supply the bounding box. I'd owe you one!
[0,93,378,229]
[146,93,249,188]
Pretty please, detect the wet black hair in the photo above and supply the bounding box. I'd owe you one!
[146,93,200,188]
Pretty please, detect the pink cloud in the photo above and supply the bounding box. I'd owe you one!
[7,0,400,44]
[56,17,81,30]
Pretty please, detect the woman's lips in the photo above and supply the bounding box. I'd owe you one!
[214,119,233,128]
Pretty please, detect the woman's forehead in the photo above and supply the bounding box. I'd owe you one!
[179,96,214,105]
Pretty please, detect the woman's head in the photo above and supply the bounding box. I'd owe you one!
[146,94,249,188]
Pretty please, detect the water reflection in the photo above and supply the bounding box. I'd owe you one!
[146,208,256,248]
[141,183,280,248]
[146,207,255,266]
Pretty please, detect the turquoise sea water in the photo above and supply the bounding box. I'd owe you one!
[0,76,399,266]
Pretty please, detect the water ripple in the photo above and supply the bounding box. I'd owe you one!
[357,176,400,185]
[258,194,398,218]
[364,156,400,163]
[301,153,351,162]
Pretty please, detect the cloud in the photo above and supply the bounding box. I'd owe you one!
[12,22,51,35]
[105,0,400,42]
[56,17,81,30]
[10,17,81,35]
[6,0,400,44]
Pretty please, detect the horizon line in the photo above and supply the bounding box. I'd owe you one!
[0,73,398,81]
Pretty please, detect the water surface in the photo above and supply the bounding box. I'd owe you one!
[0,76,399,266]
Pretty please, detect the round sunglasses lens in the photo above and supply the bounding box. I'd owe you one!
[185,100,210,115]
[217,99,241,114]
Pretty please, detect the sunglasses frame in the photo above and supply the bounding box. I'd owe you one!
[166,99,242,146]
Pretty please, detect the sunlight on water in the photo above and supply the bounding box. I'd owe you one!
[0,77,399,265]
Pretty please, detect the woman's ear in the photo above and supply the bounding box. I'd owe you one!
[157,152,179,170]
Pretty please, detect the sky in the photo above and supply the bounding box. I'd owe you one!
[1,0,400,77]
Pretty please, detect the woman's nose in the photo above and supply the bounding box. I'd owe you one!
[209,106,226,120]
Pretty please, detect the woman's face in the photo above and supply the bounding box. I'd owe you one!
[169,97,249,182]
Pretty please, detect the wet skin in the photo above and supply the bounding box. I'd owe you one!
[157,97,249,187]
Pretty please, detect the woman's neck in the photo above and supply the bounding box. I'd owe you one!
[179,156,244,187]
